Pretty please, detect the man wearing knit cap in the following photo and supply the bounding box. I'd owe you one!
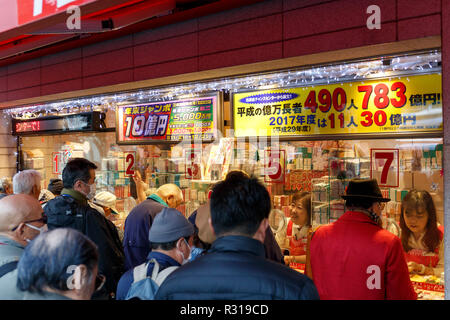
[116,207,194,300]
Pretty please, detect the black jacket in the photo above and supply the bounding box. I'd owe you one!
[155,235,320,300]
[44,193,125,299]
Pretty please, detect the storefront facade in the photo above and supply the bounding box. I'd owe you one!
[0,0,448,299]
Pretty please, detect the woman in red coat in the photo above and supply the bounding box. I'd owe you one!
[310,179,417,300]
[400,190,444,277]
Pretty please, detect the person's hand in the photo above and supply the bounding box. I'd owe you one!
[284,256,293,265]
[133,170,142,184]
[407,261,424,273]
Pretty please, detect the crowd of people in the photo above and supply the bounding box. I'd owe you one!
[0,157,445,300]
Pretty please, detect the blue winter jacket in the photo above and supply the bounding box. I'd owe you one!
[155,235,320,300]
[123,197,167,271]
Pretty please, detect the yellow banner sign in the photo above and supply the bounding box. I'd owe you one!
[232,73,442,137]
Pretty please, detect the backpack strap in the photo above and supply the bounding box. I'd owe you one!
[154,266,178,287]
[0,260,18,278]
[132,258,159,284]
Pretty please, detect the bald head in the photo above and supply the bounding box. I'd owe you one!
[0,194,43,232]
[156,184,183,208]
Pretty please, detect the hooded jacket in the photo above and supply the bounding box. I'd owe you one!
[123,195,167,271]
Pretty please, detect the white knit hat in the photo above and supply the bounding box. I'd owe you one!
[93,191,118,214]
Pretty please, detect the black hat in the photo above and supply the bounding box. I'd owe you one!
[341,179,390,202]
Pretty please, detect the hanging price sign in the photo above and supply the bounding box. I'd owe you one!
[264,149,285,183]
[185,149,202,180]
[370,148,399,187]
[52,152,63,174]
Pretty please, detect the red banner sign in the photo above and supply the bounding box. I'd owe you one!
[17,0,95,25]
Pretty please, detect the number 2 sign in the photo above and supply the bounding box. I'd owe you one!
[124,152,136,177]
[370,149,399,187]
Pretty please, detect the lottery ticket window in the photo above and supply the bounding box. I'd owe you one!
[260,138,444,229]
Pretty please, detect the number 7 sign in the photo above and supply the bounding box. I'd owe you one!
[370,149,399,187]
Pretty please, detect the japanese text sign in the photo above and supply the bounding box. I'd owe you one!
[232,73,442,138]
[116,94,219,144]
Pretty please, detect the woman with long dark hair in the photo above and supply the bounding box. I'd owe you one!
[400,190,444,276]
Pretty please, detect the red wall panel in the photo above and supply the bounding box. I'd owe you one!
[284,22,397,57]
[284,0,396,40]
[0,0,443,103]
[41,78,83,96]
[7,68,40,91]
[134,57,198,81]
[40,48,82,67]
[199,14,282,55]
[82,69,133,89]
[397,14,441,41]
[0,76,6,93]
[7,87,40,101]
[82,35,133,57]
[397,0,441,20]
[83,47,134,77]
[6,59,40,75]
[198,0,282,30]
[199,42,283,71]
[41,59,82,84]
[283,0,335,11]
[134,33,198,67]
[133,20,198,45]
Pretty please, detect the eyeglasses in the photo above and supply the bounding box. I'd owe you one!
[95,274,106,292]
[11,214,47,232]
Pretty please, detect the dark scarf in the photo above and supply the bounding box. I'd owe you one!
[351,208,382,226]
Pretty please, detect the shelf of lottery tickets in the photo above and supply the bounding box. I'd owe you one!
[287,264,445,300]
[410,274,445,300]
[289,263,306,274]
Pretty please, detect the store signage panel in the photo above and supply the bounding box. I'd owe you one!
[232,73,442,138]
[12,112,105,135]
[370,148,399,188]
[116,94,220,144]
[17,0,96,25]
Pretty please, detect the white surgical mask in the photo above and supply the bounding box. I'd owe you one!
[25,223,48,242]
[25,223,48,234]
[178,239,192,265]
[81,181,96,200]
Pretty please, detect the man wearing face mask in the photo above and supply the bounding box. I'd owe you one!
[116,207,194,300]
[0,194,47,299]
[44,158,125,300]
